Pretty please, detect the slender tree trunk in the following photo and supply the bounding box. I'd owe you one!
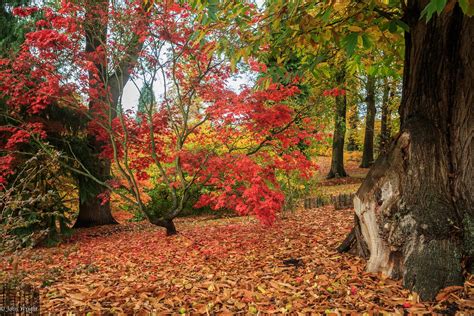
[327,70,348,179]
[360,75,376,168]
[342,3,473,300]
[346,103,360,151]
[379,78,392,155]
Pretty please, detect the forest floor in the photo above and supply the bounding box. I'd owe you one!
[1,156,473,314]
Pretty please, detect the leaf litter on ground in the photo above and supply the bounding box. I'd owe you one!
[1,207,472,314]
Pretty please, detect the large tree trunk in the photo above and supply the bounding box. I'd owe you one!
[327,70,348,179]
[74,161,118,228]
[345,3,473,301]
[379,78,392,155]
[74,0,145,227]
[360,75,376,168]
[74,0,117,228]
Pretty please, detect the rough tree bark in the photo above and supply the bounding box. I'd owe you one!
[342,3,473,301]
[74,0,117,228]
[327,70,348,179]
[74,0,145,227]
[360,75,376,168]
[379,78,392,155]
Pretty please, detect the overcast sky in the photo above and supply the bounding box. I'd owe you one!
[121,68,254,113]
[121,0,264,112]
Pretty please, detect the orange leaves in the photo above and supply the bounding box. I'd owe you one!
[1,208,473,313]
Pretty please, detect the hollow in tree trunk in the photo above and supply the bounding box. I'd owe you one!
[341,3,473,301]
[327,70,348,179]
[360,75,376,168]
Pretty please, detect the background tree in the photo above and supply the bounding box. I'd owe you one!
[73,0,142,228]
[378,78,392,155]
[326,68,348,178]
[136,83,155,122]
[0,0,30,55]
[359,74,376,168]
[346,103,360,151]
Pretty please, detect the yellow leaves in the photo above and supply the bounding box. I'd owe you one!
[142,0,155,12]
[369,26,383,41]
[193,30,207,45]
[347,25,363,33]
[257,284,267,294]
[332,0,350,12]
[321,30,332,42]
[207,283,216,292]
[306,7,320,18]
[276,56,285,65]
[248,305,258,314]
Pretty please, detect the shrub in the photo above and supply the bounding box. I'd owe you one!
[0,150,72,252]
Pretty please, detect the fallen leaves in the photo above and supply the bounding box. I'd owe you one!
[0,207,472,314]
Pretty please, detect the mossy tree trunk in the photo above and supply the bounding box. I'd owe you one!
[345,3,473,301]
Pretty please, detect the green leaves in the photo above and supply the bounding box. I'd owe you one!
[420,0,447,21]
[420,0,474,21]
[206,0,219,22]
[459,0,474,16]
[341,32,359,56]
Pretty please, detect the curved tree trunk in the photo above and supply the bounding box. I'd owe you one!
[360,75,376,168]
[327,70,348,179]
[344,3,473,301]
[150,218,178,236]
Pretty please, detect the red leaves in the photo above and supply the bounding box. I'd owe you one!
[350,285,358,295]
[1,0,319,228]
[248,58,268,73]
[5,130,31,150]
[2,123,46,150]
[97,191,111,206]
[4,207,471,313]
[323,87,346,97]
[12,6,39,17]
[0,156,15,185]
[25,29,68,48]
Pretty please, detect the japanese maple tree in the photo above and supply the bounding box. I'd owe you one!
[100,3,320,234]
[0,1,321,236]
